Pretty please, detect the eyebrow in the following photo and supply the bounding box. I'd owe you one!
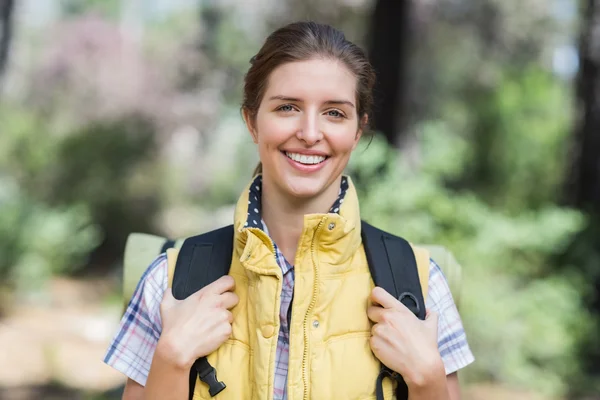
[268,95,355,108]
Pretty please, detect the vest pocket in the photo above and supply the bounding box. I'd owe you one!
[310,332,395,400]
[192,339,253,400]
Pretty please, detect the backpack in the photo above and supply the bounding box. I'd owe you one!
[123,222,463,400]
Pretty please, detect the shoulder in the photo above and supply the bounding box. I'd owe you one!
[103,253,169,385]
[121,252,169,333]
[135,252,169,302]
[426,258,456,311]
[426,258,475,374]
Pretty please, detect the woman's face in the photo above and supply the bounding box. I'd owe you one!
[246,58,363,202]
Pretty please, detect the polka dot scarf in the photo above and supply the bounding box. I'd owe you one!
[245,175,349,229]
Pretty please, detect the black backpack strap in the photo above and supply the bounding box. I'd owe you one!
[171,224,235,399]
[361,220,427,400]
[160,239,176,254]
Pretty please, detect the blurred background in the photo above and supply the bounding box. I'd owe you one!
[0,0,599,399]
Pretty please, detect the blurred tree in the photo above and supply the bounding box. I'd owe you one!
[367,0,415,146]
[175,0,223,90]
[562,0,600,391]
[0,0,14,83]
[426,0,567,204]
[49,115,161,271]
[198,1,222,68]
[567,0,600,212]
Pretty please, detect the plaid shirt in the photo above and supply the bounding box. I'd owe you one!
[104,179,474,396]
[263,223,294,399]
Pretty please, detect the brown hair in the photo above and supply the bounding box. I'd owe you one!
[243,21,377,176]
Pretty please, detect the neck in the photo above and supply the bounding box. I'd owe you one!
[261,174,341,263]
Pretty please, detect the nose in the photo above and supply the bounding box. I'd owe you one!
[296,112,323,145]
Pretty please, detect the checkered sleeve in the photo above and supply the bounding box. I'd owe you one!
[103,253,168,386]
[426,259,475,375]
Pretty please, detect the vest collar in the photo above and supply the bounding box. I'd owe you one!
[232,175,362,268]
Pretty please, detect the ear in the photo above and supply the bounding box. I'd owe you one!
[242,108,259,144]
[353,114,368,150]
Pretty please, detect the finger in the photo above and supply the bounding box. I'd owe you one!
[367,305,386,323]
[218,320,233,339]
[371,322,381,337]
[217,291,239,310]
[370,322,392,341]
[199,275,236,297]
[370,287,402,310]
[218,309,234,324]
[369,333,384,354]
[369,334,394,361]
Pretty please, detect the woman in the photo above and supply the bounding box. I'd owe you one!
[104,21,474,399]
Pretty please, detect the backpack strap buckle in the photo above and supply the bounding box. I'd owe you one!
[194,358,226,397]
[376,365,408,400]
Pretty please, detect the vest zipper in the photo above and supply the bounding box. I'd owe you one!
[302,217,326,400]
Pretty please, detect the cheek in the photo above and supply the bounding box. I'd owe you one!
[255,115,295,146]
[328,127,359,154]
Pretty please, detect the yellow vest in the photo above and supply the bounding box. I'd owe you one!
[166,177,430,400]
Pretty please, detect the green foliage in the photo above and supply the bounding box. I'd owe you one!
[0,101,161,291]
[48,114,159,207]
[0,104,100,292]
[0,177,100,294]
[461,68,573,210]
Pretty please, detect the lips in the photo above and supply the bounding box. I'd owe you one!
[281,150,330,173]
[284,151,328,165]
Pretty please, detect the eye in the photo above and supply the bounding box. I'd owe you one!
[276,104,296,113]
[326,109,345,119]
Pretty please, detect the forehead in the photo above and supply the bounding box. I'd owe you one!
[264,58,357,101]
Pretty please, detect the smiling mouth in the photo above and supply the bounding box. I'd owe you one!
[284,151,329,165]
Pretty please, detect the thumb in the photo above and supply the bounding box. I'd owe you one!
[424,309,439,334]
[161,289,177,308]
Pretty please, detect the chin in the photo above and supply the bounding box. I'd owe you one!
[281,174,329,199]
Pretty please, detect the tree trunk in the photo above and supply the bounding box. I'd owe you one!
[0,0,15,83]
[563,0,600,385]
[567,0,600,211]
[367,0,414,147]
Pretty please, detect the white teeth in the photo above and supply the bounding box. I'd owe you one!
[285,152,326,165]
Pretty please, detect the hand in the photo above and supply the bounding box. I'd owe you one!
[367,287,445,388]
[158,275,239,369]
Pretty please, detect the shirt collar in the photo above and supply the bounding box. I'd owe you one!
[244,174,349,230]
